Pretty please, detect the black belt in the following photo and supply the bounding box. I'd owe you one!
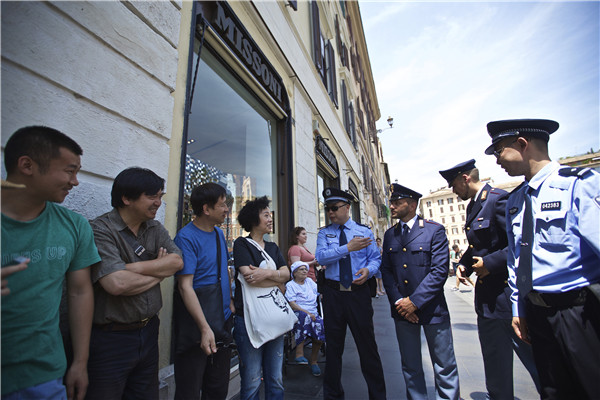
[324,279,367,292]
[527,287,588,308]
[94,315,156,332]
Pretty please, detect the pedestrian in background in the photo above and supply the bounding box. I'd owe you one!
[285,260,325,377]
[486,118,600,399]
[288,226,318,283]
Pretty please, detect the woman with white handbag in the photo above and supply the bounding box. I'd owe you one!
[232,196,295,400]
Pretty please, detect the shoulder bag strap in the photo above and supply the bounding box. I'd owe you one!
[118,230,151,261]
[215,228,221,281]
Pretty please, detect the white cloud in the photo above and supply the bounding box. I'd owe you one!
[362,1,599,194]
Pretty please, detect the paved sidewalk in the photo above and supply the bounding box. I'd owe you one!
[278,277,539,400]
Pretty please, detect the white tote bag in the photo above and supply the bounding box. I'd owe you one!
[240,238,297,348]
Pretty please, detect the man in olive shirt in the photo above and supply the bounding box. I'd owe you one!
[87,167,183,400]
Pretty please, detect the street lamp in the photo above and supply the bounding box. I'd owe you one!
[372,116,394,143]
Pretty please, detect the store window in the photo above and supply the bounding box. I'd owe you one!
[317,168,338,227]
[181,45,278,248]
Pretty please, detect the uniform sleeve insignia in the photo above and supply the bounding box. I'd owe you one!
[509,207,519,215]
[481,190,488,201]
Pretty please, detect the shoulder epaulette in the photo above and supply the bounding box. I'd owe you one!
[559,166,592,178]
[424,219,442,227]
[318,224,332,230]
[356,222,371,229]
[489,188,508,195]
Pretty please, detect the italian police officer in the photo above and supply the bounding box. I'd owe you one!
[486,118,600,399]
[315,187,386,400]
[380,184,460,400]
[439,159,540,399]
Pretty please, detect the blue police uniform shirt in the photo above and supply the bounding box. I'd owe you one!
[506,161,600,317]
[316,218,381,281]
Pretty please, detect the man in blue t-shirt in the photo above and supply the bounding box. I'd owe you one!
[1,126,100,400]
[173,182,234,400]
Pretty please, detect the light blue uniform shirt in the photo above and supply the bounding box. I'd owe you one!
[316,218,381,281]
[506,161,600,316]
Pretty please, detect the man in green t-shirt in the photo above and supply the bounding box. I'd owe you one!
[1,126,101,400]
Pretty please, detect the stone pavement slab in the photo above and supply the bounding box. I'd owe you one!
[278,276,539,400]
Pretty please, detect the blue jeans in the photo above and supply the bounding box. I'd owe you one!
[394,319,460,400]
[85,316,160,400]
[233,316,284,400]
[2,378,66,400]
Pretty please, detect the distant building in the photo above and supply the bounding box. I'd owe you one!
[419,179,521,251]
[558,151,600,171]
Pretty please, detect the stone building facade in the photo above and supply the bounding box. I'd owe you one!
[1,1,390,395]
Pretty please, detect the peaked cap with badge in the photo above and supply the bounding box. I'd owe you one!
[438,159,477,187]
[389,183,422,201]
[322,187,355,204]
[484,118,559,155]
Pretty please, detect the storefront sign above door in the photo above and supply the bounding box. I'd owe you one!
[197,1,285,110]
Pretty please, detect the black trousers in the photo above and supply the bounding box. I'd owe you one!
[86,316,160,400]
[173,316,233,400]
[526,290,600,400]
[321,284,386,400]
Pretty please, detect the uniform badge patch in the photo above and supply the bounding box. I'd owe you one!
[541,201,561,211]
[481,190,488,200]
[509,207,518,215]
[419,219,424,228]
[326,234,336,238]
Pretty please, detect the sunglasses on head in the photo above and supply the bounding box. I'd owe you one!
[325,203,347,212]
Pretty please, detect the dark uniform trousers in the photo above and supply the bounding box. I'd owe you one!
[525,288,600,400]
[321,283,386,400]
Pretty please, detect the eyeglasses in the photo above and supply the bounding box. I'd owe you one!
[325,203,347,212]
[493,139,518,158]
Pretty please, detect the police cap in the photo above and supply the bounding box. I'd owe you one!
[323,187,354,204]
[484,119,559,155]
[389,183,422,201]
[439,159,476,187]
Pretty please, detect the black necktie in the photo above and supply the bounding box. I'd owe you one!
[466,199,474,217]
[339,225,352,288]
[517,189,534,298]
[402,223,409,245]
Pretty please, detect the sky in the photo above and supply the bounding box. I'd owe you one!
[360,0,599,195]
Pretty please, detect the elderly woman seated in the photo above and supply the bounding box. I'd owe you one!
[285,261,325,376]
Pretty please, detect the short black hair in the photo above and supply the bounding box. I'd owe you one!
[238,196,270,232]
[4,126,83,175]
[190,182,227,216]
[111,167,165,208]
